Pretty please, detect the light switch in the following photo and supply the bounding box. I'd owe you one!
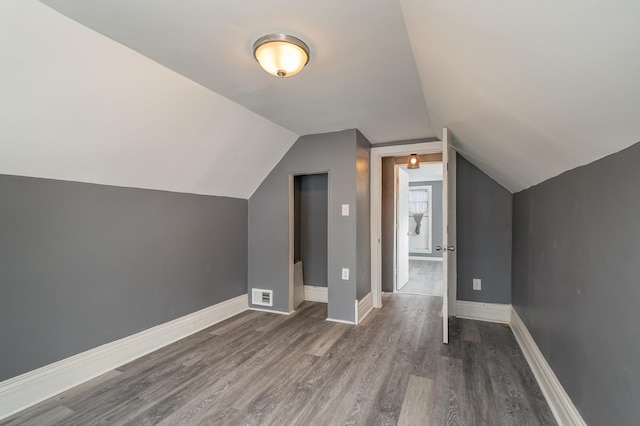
[341,204,350,216]
[341,268,349,280]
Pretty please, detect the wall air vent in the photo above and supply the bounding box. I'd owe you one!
[252,288,273,307]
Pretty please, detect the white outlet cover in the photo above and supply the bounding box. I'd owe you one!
[341,204,349,216]
[341,268,349,280]
[473,278,481,291]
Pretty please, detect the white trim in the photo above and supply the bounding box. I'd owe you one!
[455,300,511,324]
[248,307,291,315]
[303,285,328,303]
[409,256,443,261]
[356,292,373,325]
[510,308,586,426]
[326,317,356,325]
[0,294,248,421]
[370,141,443,309]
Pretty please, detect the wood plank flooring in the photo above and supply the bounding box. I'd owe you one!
[399,260,443,296]
[2,294,555,425]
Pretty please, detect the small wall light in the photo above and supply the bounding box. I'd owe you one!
[407,153,420,169]
[253,34,310,78]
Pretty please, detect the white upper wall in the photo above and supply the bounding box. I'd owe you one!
[0,1,298,199]
[405,164,443,182]
[400,0,640,192]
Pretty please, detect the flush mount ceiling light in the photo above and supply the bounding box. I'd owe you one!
[253,34,310,78]
[407,153,420,169]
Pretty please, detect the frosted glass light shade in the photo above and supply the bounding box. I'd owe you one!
[408,153,420,169]
[253,34,309,78]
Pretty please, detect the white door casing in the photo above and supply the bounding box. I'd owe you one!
[396,167,410,290]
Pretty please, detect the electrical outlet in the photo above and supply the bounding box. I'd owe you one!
[341,204,350,216]
[341,268,350,280]
[473,278,481,291]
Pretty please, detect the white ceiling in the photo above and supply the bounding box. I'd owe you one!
[3,0,640,197]
[40,0,434,145]
[0,1,297,199]
[400,0,640,191]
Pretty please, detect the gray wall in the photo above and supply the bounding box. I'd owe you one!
[296,174,328,287]
[249,129,370,322]
[408,180,443,258]
[381,154,442,292]
[0,174,247,382]
[512,142,640,425]
[456,154,512,303]
[355,131,371,300]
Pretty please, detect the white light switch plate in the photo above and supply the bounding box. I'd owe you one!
[341,204,349,216]
[341,268,349,280]
[473,278,481,291]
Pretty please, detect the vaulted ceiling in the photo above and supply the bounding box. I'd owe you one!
[2,0,640,197]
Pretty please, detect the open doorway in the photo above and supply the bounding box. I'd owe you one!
[370,132,457,344]
[395,162,444,296]
[292,173,329,315]
[383,156,444,297]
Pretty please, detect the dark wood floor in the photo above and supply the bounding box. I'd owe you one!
[2,294,555,425]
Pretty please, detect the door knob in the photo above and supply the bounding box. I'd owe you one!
[435,245,442,251]
[447,245,455,251]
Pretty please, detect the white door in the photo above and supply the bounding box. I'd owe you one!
[396,167,410,290]
[440,128,457,344]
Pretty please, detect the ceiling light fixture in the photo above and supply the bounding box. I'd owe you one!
[407,153,420,169]
[253,34,310,78]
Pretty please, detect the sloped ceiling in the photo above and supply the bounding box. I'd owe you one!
[39,0,434,145]
[3,1,640,196]
[400,0,640,191]
[0,1,297,199]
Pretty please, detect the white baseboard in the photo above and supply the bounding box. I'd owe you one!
[455,300,511,324]
[248,307,291,315]
[356,292,373,325]
[326,317,355,325]
[0,294,248,421]
[409,256,443,261]
[304,285,328,303]
[510,308,586,426]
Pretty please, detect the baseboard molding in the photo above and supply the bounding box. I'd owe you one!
[326,317,355,325]
[455,300,511,324]
[248,307,291,315]
[304,285,328,303]
[510,308,586,426]
[0,294,248,421]
[409,256,443,261]
[356,292,373,325]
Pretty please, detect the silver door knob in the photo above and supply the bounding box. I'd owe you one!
[435,245,443,251]
[447,245,455,251]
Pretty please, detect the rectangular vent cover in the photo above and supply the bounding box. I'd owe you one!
[252,288,273,307]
